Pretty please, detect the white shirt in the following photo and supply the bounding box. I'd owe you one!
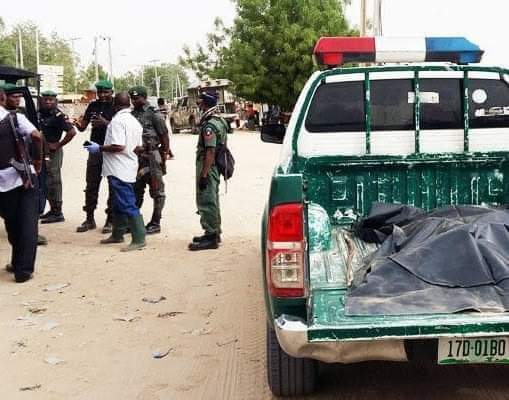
[0,106,37,192]
[102,108,142,183]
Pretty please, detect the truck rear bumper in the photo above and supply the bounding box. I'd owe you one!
[275,315,408,363]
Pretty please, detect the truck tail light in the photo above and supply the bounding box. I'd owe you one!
[267,203,305,298]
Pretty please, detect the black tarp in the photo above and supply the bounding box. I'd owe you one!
[345,203,509,316]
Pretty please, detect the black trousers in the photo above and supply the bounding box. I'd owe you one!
[83,152,112,217]
[0,178,39,278]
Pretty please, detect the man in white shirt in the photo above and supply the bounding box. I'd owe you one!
[84,92,145,252]
[0,84,43,282]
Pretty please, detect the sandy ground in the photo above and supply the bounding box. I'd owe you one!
[2,129,509,400]
[0,130,276,400]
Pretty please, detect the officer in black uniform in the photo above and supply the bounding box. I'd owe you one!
[0,84,43,282]
[74,80,115,233]
[38,90,76,224]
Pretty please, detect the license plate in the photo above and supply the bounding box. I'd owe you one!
[438,336,509,365]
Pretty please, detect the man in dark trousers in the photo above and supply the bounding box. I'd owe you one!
[38,90,76,223]
[74,80,115,233]
[0,84,43,282]
[85,92,146,251]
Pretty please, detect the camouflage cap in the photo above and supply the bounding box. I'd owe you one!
[41,90,58,97]
[128,86,148,97]
[95,80,113,90]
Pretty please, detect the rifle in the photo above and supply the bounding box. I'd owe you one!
[141,138,163,192]
[7,113,34,189]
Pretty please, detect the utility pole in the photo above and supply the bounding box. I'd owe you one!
[18,29,24,69]
[177,73,183,97]
[15,42,19,68]
[35,29,40,73]
[68,37,81,93]
[106,36,114,87]
[94,36,99,83]
[149,59,160,97]
[373,0,383,36]
[360,0,367,36]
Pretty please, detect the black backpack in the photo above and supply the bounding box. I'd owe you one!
[209,116,235,180]
[215,143,235,180]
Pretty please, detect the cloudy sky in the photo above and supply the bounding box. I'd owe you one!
[2,0,508,78]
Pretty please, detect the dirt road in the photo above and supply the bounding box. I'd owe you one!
[1,130,509,400]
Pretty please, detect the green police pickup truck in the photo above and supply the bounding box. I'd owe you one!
[261,37,509,396]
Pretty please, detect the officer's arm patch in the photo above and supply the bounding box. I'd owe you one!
[204,127,214,137]
[202,126,217,147]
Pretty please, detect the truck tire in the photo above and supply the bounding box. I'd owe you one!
[266,322,317,397]
[170,119,179,133]
[189,117,198,134]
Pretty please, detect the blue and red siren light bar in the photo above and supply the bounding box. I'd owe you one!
[313,37,484,67]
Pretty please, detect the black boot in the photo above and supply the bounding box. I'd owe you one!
[145,221,161,235]
[40,210,54,220]
[77,212,96,233]
[146,199,164,235]
[192,233,221,243]
[188,233,219,251]
[102,219,112,234]
[41,210,65,224]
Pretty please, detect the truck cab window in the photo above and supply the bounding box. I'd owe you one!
[371,79,414,131]
[420,78,462,130]
[305,81,365,132]
[469,79,509,128]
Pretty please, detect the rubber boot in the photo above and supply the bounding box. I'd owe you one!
[100,214,128,244]
[121,214,146,252]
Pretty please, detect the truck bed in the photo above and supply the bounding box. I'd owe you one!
[308,226,509,342]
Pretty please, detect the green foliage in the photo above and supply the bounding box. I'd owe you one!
[181,0,356,110]
[76,63,109,92]
[114,63,189,99]
[180,18,229,81]
[0,18,77,92]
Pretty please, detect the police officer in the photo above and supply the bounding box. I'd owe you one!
[129,86,169,235]
[188,91,228,251]
[74,80,115,233]
[0,84,43,282]
[38,90,76,224]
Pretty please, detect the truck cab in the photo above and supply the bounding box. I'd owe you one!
[261,37,509,396]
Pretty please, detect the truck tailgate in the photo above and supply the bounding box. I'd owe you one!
[309,288,509,341]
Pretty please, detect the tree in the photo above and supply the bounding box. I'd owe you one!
[181,18,229,80]
[76,63,108,92]
[0,19,78,92]
[114,63,189,99]
[181,0,356,110]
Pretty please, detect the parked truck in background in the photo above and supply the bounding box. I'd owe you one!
[170,78,239,133]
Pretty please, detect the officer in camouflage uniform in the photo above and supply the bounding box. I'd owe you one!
[188,91,228,251]
[129,86,169,234]
[38,90,76,224]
